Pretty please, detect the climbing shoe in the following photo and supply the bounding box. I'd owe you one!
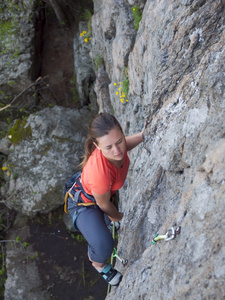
[108,221,120,234]
[98,263,122,286]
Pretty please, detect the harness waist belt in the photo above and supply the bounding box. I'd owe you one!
[64,176,96,214]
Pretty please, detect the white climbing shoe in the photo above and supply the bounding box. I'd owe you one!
[98,263,122,286]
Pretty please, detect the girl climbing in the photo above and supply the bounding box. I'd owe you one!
[64,112,145,286]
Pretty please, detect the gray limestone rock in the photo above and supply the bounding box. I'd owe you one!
[1,106,93,216]
[4,214,50,300]
[74,21,96,106]
[1,0,225,298]
[91,0,225,299]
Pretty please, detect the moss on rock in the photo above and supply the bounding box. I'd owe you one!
[7,118,32,145]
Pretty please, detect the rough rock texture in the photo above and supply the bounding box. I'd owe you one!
[4,211,107,300]
[4,214,50,300]
[94,63,112,113]
[0,106,93,216]
[1,0,225,298]
[91,0,225,299]
[0,0,43,107]
[74,21,97,107]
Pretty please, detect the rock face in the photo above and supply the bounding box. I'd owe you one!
[1,0,225,299]
[74,21,96,107]
[90,0,225,299]
[4,215,50,300]
[1,106,93,216]
[0,0,43,107]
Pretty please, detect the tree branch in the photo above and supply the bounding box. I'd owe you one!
[0,76,48,112]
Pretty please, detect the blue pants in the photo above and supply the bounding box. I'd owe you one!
[76,207,114,263]
[68,193,114,263]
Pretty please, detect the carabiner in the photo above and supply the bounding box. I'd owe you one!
[165,227,175,241]
[152,226,181,244]
[112,248,128,267]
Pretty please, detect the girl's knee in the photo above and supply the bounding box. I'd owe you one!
[98,236,114,259]
[90,234,114,263]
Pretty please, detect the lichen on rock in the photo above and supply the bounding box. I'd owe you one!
[7,117,32,146]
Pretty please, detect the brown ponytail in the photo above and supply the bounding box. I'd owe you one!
[79,113,123,169]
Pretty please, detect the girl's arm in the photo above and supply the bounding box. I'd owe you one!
[92,191,123,222]
[125,132,144,151]
[125,118,147,151]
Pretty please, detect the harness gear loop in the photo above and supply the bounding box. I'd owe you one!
[64,175,96,214]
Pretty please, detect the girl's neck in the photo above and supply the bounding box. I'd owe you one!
[109,158,124,168]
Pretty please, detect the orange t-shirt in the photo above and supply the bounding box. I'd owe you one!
[81,147,130,200]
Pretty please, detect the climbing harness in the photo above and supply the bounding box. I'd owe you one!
[64,172,96,214]
[112,248,128,267]
[63,172,97,230]
[152,226,181,244]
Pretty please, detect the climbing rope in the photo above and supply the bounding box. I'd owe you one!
[107,222,128,295]
[107,222,115,295]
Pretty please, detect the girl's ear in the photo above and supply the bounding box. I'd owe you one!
[93,142,100,150]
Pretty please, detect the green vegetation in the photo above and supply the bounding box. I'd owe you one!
[7,117,32,145]
[131,5,142,30]
[80,9,93,42]
[121,68,129,97]
[82,9,93,38]
[0,0,35,120]
[0,0,26,56]
[1,163,16,179]
[70,232,86,244]
[26,252,39,261]
[94,54,104,70]
[114,68,129,104]
[0,246,6,296]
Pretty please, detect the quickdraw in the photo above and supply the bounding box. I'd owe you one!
[107,222,128,295]
[112,248,128,267]
[152,226,181,244]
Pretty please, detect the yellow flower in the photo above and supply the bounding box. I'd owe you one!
[83,31,87,34]
[7,172,10,176]
[118,87,122,91]
[126,99,129,102]
[133,8,136,11]
[121,98,124,103]
[114,83,117,86]
[116,92,118,95]
[84,38,88,42]
[2,167,8,171]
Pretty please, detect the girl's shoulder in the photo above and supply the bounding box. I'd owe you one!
[82,148,112,194]
[83,148,109,177]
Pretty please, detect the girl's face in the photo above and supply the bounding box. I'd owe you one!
[94,127,126,164]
